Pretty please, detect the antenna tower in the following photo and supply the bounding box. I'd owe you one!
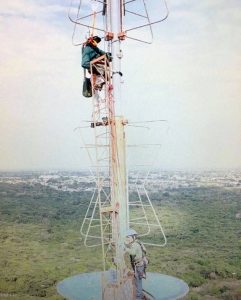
[57,1,188,299]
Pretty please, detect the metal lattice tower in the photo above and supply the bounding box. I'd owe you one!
[68,1,170,299]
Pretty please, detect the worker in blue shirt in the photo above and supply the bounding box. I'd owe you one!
[82,36,108,90]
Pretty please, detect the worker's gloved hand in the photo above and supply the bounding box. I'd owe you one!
[106,52,112,62]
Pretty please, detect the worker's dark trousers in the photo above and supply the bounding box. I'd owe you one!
[135,265,145,300]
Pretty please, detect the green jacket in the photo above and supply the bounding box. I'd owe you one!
[125,240,143,266]
[81,44,105,69]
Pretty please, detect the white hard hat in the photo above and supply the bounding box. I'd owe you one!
[126,228,137,237]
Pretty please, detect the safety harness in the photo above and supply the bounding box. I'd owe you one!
[130,240,149,279]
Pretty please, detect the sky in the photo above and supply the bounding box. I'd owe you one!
[0,0,240,171]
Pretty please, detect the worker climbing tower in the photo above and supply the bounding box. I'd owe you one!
[57,1,189,299]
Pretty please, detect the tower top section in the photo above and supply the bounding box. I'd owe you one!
[68,0,169,45]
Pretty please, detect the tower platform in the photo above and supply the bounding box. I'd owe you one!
[57,271,189,300]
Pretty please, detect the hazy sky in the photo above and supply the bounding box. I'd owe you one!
[0,0,240,171]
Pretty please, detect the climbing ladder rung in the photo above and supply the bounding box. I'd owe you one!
[130,217,147,221]
[90,54,106,65]
[96,133,109,138]
[97,157,109,162]
[100,206,119,214]
[87,222,111,228]
[129,203,151,207]
[129,222,161,227]
[90,165,109,168]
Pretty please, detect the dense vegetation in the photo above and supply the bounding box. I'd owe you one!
[0,176,241,300]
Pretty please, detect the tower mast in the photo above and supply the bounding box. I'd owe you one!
[107,0,130,295]
[103,0,132,300]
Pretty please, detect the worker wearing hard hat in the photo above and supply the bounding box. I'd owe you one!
[125,228,147,300]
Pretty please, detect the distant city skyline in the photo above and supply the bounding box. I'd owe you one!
[1,169,240,191]
[0,0,241,171]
